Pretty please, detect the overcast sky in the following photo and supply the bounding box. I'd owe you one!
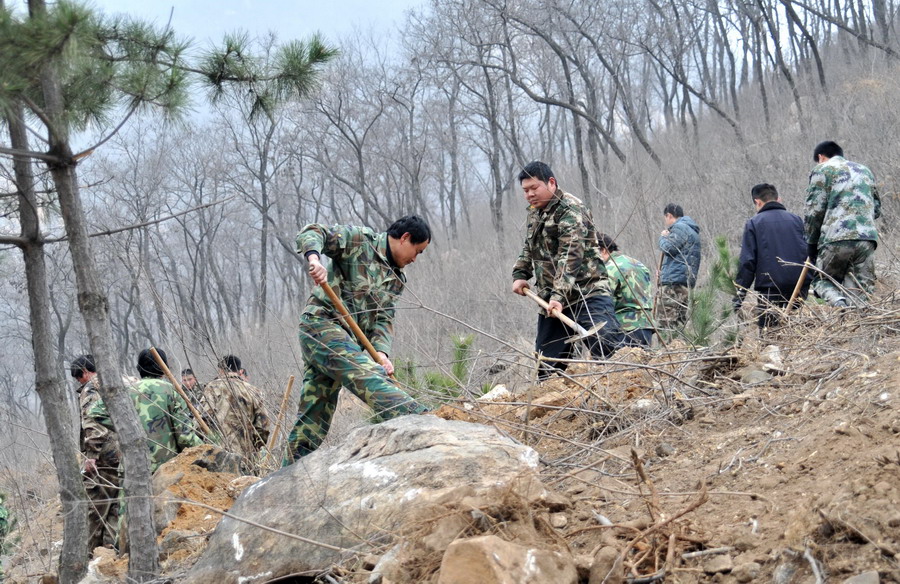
[88,0,421,46]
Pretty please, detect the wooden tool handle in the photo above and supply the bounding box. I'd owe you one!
[263,375,295,466]
[149,347,212,436]
[788,258,811,308]
[320,281,395,379]
[522,288,585,333]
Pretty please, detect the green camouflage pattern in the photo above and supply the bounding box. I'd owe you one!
[78,379,121,550]
[604,252,654,332]
[79,379,119,468]
[805,155,881,247]
[657,284,689,332]
[200,373,270,464]
[297,224,405,355]
[512,189,612,308]
[89,378,203,472]
[813,240,876,307]
[284,314,427,464]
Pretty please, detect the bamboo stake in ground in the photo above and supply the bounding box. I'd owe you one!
[320,281,395,379]
[263,375,296,465]
[149,346,212,436]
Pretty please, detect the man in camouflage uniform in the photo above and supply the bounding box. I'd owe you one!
[284,215,432,464]
[657,203,701,334]
[181,368,202,411]
[597,235,655,347]
[71,354,120,551]
[805,141,881,307]
[512,161,623,380]
[200,355,269,468]
[89,348,202,472]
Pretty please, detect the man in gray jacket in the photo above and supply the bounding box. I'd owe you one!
[657,203,701,333]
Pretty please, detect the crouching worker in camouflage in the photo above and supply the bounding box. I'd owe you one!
[284,216,432,464]
[512,161,624,380]
[805,141,881,308]
[597,235,656,347]
[201,355,269,470]
[89,348,203,472]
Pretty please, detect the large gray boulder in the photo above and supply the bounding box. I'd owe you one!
[187,415,549,584]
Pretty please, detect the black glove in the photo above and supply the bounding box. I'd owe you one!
[731,295,742,314]
[807,243,818,266]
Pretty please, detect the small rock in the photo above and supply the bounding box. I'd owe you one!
[550,513,568,529]
[732,561,761,583]
[655,443,676,457]
[842,571,880,584]
[423,515,471,552]
[438,535,578,584]
[589,547,623,584]
[733,534,759,552]
[741,368,772,385]
[703,554,734,574]
[873,481,892,495]
[833,421,851,435]
[362,554,379,570]
[574,554,593,581]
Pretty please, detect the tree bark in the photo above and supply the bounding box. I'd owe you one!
[28,0,161,579]
[7,100,90,584]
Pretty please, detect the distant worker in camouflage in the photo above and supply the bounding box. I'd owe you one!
[284,215,432,464]
[89,348,203,472]
[597,234,655,348]
[805,141,881,307]
[512,161,623,380]
[200,355,269,469]
[72,354,121,550]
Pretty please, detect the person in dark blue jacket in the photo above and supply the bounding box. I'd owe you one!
[658,203,701,332]
[733,183,810,328]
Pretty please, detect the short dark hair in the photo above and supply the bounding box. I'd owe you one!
[137,348,167,379]
[387,215,431,244]
[181,368,194,377]
[751,183,779,203]
[663,203,684,218]
[597,233,619,252]
[518,161,555,184]
[218,355,242,373]
[71,354,96,379]
[813,141,843,161]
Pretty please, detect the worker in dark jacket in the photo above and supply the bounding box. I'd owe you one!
[657,203,701,333]
[733,183,810,328]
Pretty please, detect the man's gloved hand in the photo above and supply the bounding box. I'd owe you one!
[731,296,743,314]
[807,244,818,266]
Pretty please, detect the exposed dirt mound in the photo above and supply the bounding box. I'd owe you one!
[394,306,900,583]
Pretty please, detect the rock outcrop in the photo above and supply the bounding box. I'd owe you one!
[187,415,551,583]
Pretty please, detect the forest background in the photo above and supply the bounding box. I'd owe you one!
[1,0,899,504]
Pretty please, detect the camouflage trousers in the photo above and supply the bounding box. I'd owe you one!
[814,240,876,307]
[283,314,427,464]
[657,284,690,333]
[84,465,120,551]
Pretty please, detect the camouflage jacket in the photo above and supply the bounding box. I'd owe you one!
[200,373,270,462]
[298,224,405,355]
[805,156,881,247]
[78,379,120,468]
[89,378,203,472]
[605,252,654,332]
[512,189,612,309]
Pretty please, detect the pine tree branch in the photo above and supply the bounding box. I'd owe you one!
[0,145,62,164]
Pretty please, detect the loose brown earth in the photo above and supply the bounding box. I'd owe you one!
[3,304,899,583]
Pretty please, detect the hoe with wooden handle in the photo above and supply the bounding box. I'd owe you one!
[320,281,395,379]
[522,287,605,343]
